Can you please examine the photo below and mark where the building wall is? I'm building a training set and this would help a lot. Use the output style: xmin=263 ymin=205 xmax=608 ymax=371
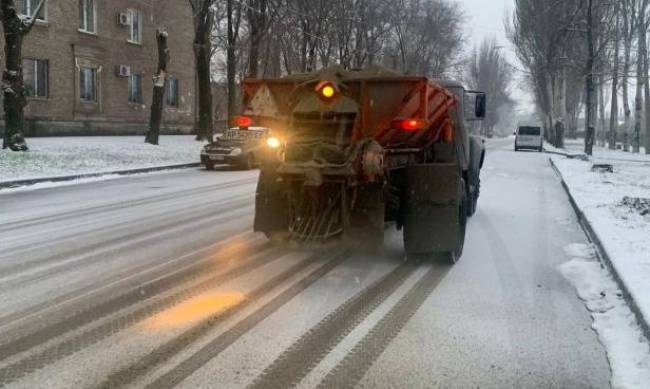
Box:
xmin=1 ymin=0 xmax=196 ymax=136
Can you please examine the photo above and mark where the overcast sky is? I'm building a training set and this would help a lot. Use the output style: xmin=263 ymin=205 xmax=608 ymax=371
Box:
xmin=458 ymin=0 xmax=533 ymax=109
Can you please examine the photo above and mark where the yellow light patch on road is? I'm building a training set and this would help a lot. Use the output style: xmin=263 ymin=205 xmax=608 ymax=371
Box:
xmin=143 ymin=292 xmax=245 ymax=330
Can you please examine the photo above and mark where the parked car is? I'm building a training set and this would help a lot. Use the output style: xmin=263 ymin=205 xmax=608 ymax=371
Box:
xmin=514 ymin=126 xmax=543 ymax=152
xmin=201 ymin=126 xmax=270 ymax=170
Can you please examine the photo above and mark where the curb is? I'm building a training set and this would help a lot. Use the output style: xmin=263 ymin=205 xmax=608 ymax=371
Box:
xmin=549 ymin=156 xmax=650 ymax=343
xmin=0 ymin=162 xmax=202 ymax=190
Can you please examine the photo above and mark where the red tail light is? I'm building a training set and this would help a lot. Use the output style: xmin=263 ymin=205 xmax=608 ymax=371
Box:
xmin=392 ymin=118 xmax=429 ymax=131
xmin=235 ymin=116 xmax=253 ymax=128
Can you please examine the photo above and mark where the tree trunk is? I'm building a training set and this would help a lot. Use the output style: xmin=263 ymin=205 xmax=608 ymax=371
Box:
xmin=634 ymin=3 xmax=646 ymax=153
xmin=1 ymin=0 xmax=45 ymax=151
xmin=584 ymin=0 xmax=595 ymax=156
xmin=622 ymin=2 xmax=632 ymax=151
xmin=146 ymin=30 xmax=169 ymax=146
xmin=194 ymin=8 xmax=214 ymax=142
xmin=645 ymin=32 xmax=650 ymax=154
xmin=609 ymin=2 xmax=620 ymax=150
xmin=246 ymin=0 xmax=267 ymax=78
xmin=558 ymin=67 xmax=567 ymax=148
xmin=598 ymin=74 xmax=606 ymax=147
xmin=227 ymin=0 xmax=240 ymax=123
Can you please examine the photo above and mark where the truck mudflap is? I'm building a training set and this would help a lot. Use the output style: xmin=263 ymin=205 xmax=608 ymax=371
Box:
xmin=254 ymin=168 xmax=289 ymax=239
xmin=402 ymin=163 xmax=465 ymax=256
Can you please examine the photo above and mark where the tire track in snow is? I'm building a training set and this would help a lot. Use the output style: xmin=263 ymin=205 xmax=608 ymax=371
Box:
xmin=0 ymin=190 xmax=253 ymax=264
xmin=93 ymin=249 xmax=349 ymax=389
xmin=246 ymin=260 xmax=420 ymax=389
xmin=0 ymin=244 xmax=287 ymax=386
xmin=0 ymin=195 xmax=253 ymax=287
xmin=0 ymin=177 xmax=257 ymax=232
xmin=0 ymin=232 xmax=264 ymax=334
xmin=316 ymin=263 xmax=448 ymax=389
xmin=1 ymin=181 xmax=254 ymax=248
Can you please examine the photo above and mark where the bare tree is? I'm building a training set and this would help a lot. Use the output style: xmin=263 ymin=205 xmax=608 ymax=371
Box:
xmin=608 ymin=0 xmax=620 ymax=149
xmin=507 ymin=0 xmax=584 ymax=147
xmin=584 ymin=0 xmax=597 ymax=155
xmin=189 ymin=0 xmax=215 ymax=142
xmin=468 ymin=37 xmax=514 ymax=136
xmin=1 ymin=0 xmax=46 ymax=151
xmin=145 ymin=30 xmax=170 ymax=146
xmin=633 ymin=0 xmax=649 ymax=153
xmin=621 ymin=0 xmax=637 ymax=151
xmin=226 ymin=0 xmax=242 ymax=120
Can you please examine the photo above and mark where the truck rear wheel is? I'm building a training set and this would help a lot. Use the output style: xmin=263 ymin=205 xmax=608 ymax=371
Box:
xmin=466 ymin=176 xmax=479 ymax=217
xmin=445 ymin=196 xmax=467 ymax=263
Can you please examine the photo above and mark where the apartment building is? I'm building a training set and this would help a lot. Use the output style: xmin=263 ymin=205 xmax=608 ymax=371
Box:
xmin=1 ymin=0 xmax=196 ymax=135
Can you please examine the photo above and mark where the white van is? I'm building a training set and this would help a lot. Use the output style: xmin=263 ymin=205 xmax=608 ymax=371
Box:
xmin=514 ymin=126 xmax=543 ymax=152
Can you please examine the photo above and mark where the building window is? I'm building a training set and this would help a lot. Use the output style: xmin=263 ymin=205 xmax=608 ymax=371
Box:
xmin=127 ymin=9 xmax=141 ymax=44
xmin=19 ymin=0 xmax=46 ymax=21
xmin=128 ymin=73 xmax=142 ymax=104
xmin=79 ymin=0 xmax=95 ymax=33
xmin=79 ymin=67 xmax=98 ymax=102
xmin=165 ymin=78 xmax=179 ymax=107
xmin=23 ymin=59 xmax=48 ymax=98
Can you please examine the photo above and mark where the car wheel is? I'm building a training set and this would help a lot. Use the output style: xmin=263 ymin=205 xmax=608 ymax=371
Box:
xmin=538 ymin=146 xmax=543 ymax=152
xmin=205 ymin=162 xmax=215 ymax=171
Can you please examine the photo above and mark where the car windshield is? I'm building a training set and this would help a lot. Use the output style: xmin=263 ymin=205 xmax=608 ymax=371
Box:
xmin=4 ymin=1 xmax=650 ymax=388
xmin=518 ymin=127 xmax=541 ymax=136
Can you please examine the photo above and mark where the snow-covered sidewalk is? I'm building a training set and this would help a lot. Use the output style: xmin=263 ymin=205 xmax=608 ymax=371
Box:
xmin=0 ymin=136 xmax=206 ymax=183
xmin=550 ymin=142 xmax=650 ymax=335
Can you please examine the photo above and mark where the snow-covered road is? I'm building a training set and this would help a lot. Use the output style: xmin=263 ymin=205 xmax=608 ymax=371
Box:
xmin=0 ymin=139 xmax=614 ymax=388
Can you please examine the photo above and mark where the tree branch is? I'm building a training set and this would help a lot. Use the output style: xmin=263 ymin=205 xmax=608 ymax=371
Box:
xmin=22 ymin=0 xmax=46 ymax=34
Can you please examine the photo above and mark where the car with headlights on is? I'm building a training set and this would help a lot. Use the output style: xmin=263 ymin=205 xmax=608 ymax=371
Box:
xmin=201 ymin=125 xmax=271 ymax=170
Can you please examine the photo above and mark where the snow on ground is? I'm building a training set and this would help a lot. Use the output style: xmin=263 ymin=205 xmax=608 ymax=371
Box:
xmin=551 ymin=140 xmax=650 ymax=386
xmin=559 ymin=243 xmax=650 ymax=389
xmin=0 ymin=136 xmax=206 ymax=182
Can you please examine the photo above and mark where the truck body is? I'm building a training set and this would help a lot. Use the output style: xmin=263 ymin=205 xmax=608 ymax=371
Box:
xmin=241 ymin=65 xmax=485 ymax=261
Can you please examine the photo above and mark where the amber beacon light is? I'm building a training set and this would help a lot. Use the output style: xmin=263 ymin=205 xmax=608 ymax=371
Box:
xmin=315 ymin=81 xmax=338 ymax=101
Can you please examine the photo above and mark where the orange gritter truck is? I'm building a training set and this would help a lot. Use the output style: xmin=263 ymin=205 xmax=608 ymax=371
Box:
xmin=239 ymin=65 xmax=486 ymax=262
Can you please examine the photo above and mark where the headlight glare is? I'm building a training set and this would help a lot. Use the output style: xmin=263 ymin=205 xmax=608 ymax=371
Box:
xmin=266 ymin=137 xmax=281 ymax=148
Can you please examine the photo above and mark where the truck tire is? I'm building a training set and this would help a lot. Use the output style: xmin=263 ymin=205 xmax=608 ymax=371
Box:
xmin=466 ymin=177 xmax=479 ymax=217
xmin=446 ymin=192 xmax=467 ymax=263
